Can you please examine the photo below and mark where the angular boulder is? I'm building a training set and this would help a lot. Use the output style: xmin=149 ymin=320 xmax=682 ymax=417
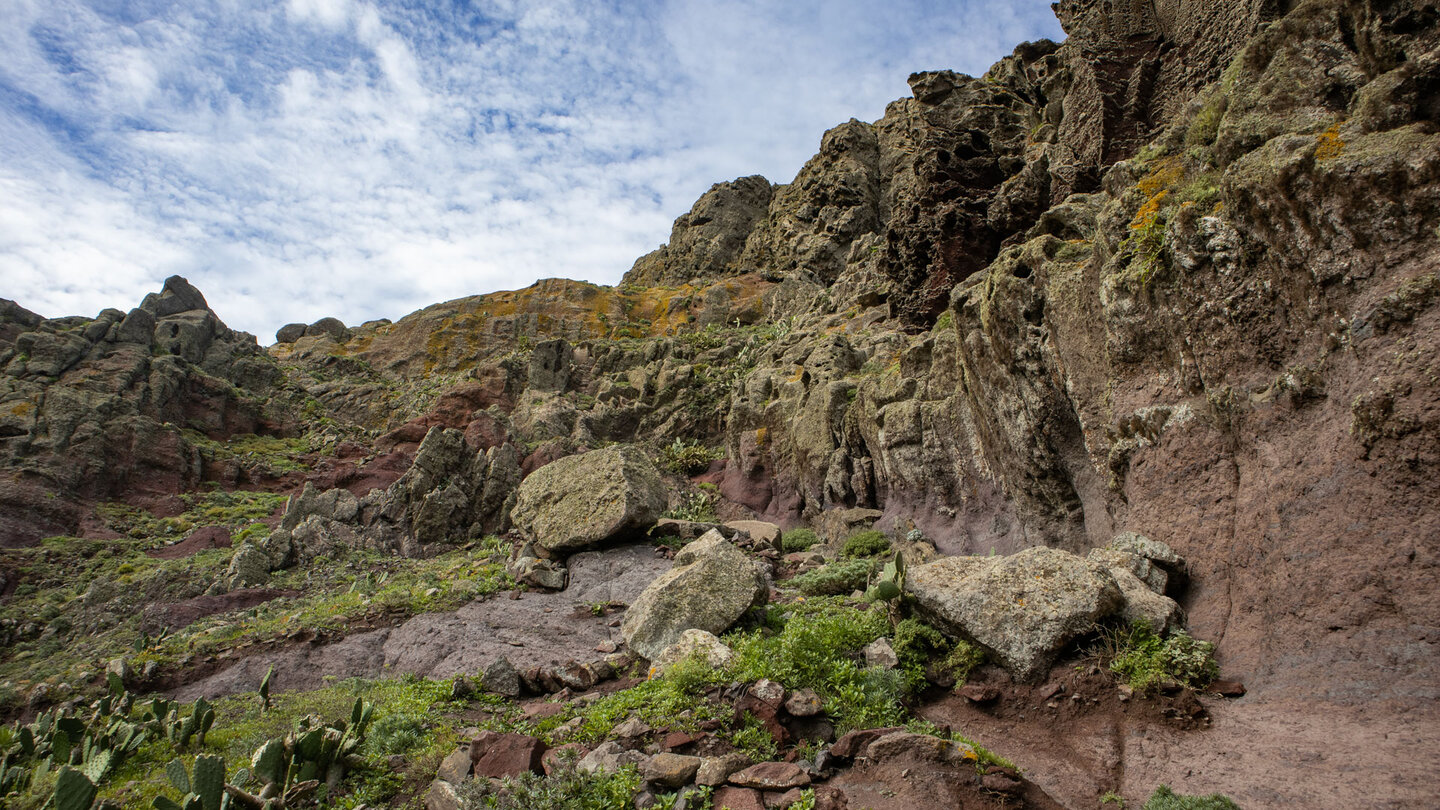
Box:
xmin=651 ymin=628 xmax=734 ymax=675
xmin=906 ymin=546 xmax=1123 ymax=682
xmin=621 ymin=530 xmax=768 ymax=660
xmin=511 ymin=444 xmax=666 ymax=555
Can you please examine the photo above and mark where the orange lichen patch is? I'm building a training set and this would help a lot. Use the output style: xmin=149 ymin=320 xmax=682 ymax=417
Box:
xmin=1315 ymin=121 xmax=1346 ymax=162
xmin=8 ymin=401 xmax=34 ymax=417
xmin=1135 ymin=156 xmax=1184 ymax=198
xmin=364 ymin=274 xmax=776 ymax=376
xmin=1129 ymin=190 xmax=1170 ymax=231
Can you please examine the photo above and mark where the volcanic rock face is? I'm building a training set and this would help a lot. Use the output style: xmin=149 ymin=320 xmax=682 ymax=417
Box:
xmin=0 ymin=276 xmax=286 ymax=545
xmin=3 ymin=1 xmax=1439 ymax=805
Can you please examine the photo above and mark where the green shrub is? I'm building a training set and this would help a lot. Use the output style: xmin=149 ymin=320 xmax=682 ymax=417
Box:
xmin=661 ymin=489 xmax=718 ymax=524
xmin=781 ymin=528 xmax=819 ymax=553
xmin=841 ymin=530 xmax=890 ymax=558
xmin=1108 ymin=625 xmax=1218 ymax=692
xmin=657 ymin=438 xmax=722 ymax=476
xmin=728 ymin=598 xmax=916 ymax=732
xmin=457 ymin=760 xmax=644 ymax=810
xmin=792 ymin=559 xmax=872 ymax=596
xmin=1144 ymin=784 xmax=1241 ymax=809
xmin=891 ymin=618 xmax=984 ymax=685
xmin=364 ymin=711 xmax=428 ymax=756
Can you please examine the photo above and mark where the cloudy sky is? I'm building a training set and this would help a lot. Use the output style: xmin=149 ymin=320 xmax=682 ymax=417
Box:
xmin=0 ymin=0 xmax=1063 ymax=341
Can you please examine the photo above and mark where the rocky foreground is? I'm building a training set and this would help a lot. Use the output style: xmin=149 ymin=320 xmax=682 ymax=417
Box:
xmin=2 ymin=0 xmax=1438 ymax=808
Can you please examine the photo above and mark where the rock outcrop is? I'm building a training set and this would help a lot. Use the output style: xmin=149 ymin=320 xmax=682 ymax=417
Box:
xmin=0 ymin=276 xmax=288 ymax=544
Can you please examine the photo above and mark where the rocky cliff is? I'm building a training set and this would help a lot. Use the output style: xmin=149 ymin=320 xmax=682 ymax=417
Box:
xmin=1 ymin=0 xmax=1437 ymax=806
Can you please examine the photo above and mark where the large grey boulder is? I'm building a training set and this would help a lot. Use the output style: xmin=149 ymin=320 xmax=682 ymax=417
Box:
xmin=511 ymin=444 xmax=666 ymax=556
xmin=906 ymin=546 xmax=1124 ymax=682
xmin=622 ymin=530 xmax=768 ymax=660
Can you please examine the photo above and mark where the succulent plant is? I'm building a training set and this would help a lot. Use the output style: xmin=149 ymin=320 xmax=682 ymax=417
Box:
xmin=865 ymin=552 xmax=906 ymax=603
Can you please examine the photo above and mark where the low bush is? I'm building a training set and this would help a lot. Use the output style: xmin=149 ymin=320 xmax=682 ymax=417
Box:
xmin=728 ymin=598 xmax=917 ymax=733
xmin=657 ymin=438 xmax=721 ymax=476
xmin=841 ymin=530 xmax=890 ymax=558
xmin=662 ymin=487 xmax=719 ymax=524
xmin=1144 ymin=784 xmax=1241 ymax=809
xmin=892 ymin=618 xmax=984 ymax=686
xmin=456 ymin=760 xmax=645 ymax=810
xmin=1107 ymin=624 xmax=1218 ymax=692
xmin=781 ymin=528 xmax=820 ymax=553
xmin=792 ymin=559 xmax=872 ymax=596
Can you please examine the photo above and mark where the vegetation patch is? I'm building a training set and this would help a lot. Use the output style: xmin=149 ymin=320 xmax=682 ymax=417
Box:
xmin=656 ymin=438 xmax=722 ymax=476
xmin=1144 ymin=784 xmax=1241 ymax=810
xmin=840 ymin=530 xmax=890 ymax=558
xmin=780 ymin=528 xmax=819 ymax=553
xmin=791 ymin=559 xmax=873 ymax=596
xmin=456 ymin=760 xmax=651 ymax=810
xmin=1104 ymin=624 xmax=1218 ymax=693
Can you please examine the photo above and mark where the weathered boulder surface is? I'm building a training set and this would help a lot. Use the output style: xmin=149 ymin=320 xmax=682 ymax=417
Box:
xmin=511 ymin=444 xmax=666 ymax=556
xmin=907 ymin=546 xmax=1124 ymax=681
xmin=622 ymin=530 xmax=768 ymax=661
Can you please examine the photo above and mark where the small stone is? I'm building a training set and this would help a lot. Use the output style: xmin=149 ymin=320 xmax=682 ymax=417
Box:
xmin=783 ymin=688 xmax=823 ymax=717
xmin=425 ymin=779 xmax=463 ymax=810
xmin=1210 ymin=679 xmax=1246 ymax=697
xmin=613 ymin=716 xmax=651 ymax=738
xmin=469 ymin=732 xmax=546 ymax=779
xmin=641 ymin=752 xmax=701 ymax=787
xmin=596 ymin=640 xmax=619 ymax=653
xmin=862 ymin=638 xmax=898 ymax=669
xmin=711 ymin=787 xmax=766 ymax=810
xmin=696 ymin=752 xmax=751 ymax=786
xmin=436 ymin=748 xmax=472 ymax=784
xmin=767 ymin=788 xmax=807 ymax=809
xmin=749 ymin=678 xmax=785 ymax=703
xmin=662 ymin=731 xmax=700 ymax=751
xmin=481 ymin=656 xmax=522 ymax=697
xmin=578 ymin=741 xmax=647 ymax=775
xmin=728 ymin=761 xmax=810 ymax=790
xmin=653 ymin=629 xmax=735 ymax=675
xmin=957 ymin=683 xmax=1000 ymax=703
xmin=829 ymin=726 xmax=904 ymax=760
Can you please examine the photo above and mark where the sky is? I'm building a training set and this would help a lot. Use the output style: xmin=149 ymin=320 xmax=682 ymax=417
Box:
xmin=0 ymin=0 xmax=1064 ymax=341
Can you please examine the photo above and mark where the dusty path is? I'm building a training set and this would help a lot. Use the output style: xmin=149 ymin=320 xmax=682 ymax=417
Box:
xmin=174 ymin=544 xmax=670 ymax=700
xmin=922 ymin=685 xmax=1440 ymax=809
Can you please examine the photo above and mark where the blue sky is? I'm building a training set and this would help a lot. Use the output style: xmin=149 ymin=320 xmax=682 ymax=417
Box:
xmin=0 ymin=0 xmax=1063 ymax=340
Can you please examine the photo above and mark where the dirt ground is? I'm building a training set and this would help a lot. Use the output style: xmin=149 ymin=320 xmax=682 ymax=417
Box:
xmin=919 ymin=666 xmax=1440 ymax=809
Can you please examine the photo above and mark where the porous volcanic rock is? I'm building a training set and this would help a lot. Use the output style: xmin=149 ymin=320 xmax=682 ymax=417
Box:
xmin=511 ymin=443 xmax=666 ymax=556
xmin=621 ymin=530 xmax=768 ymax=661
xmin=906 ymin=547 xmax=1123 ymax=682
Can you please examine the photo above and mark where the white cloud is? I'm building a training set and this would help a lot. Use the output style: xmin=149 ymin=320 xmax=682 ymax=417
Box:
xmin=0 ymin=0 xmax=1063 ymax=339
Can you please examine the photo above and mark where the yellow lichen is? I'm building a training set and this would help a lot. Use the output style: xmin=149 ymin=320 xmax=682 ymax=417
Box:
xmin=1315 ymin=121 xmax=1346 ymax=162
xmin=1135 ymin=156 xmax=1184 ymax=198
xmin=755 ymin=426 xmax=769 ymax=446
xmin=1129 ymin=190 xmax=1170 ymax=231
